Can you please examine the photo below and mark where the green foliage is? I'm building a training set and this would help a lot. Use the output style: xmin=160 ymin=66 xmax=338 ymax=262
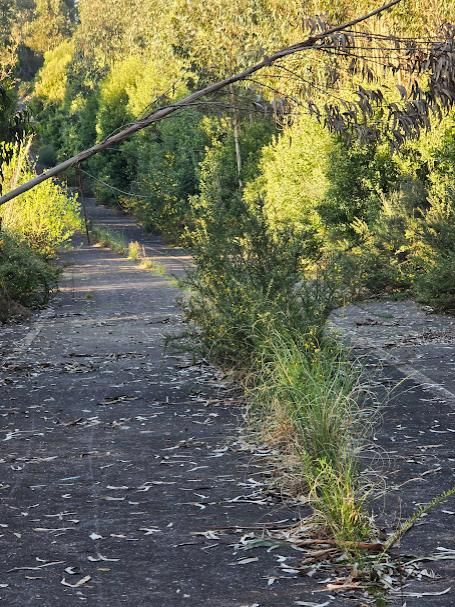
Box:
xmin=25 ymin=0 xmax=74 ymax=54
xmin=34 ymin=39 xmax=75 ymax=103
xmin=246 ymin=115 xmax=331 ymax=232
xmin=0 ymin=231 xmax=58 ymax=309
xmin=319 ymin=140 xmax=400 ymax=239
xmin=414 ymin=253 xmax=455 ymax=309
xmin=186 ymin=160 xmax=371 ymax=544
xmin=0 ymin=0 xmax=19 ymax=79
xmin=0 ymin=84 xmax=18 ymax=145
xmin=184 ymin=189 xmax=333 ymax=366
xmin=412 ymin=186 xmax=455 ymax=309
xmin=85 ymin=51 xmax=189 ymax=209
xmin=184 ymin=228 xmax=302 ymax=366
xmin=37 ymin=143 xmax=57 ymax=167
xmin=123 ymin=111 xmax=208 ymax=238
xmin=0 ymin=143 xmax=81 ymax=256
xmin=252 ymin=329 xmax=373 ymax=545
xmin=91 ymin=226 xmax=128 ymax=255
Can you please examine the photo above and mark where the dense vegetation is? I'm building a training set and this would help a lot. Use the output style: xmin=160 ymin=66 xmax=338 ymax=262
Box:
xmin=0 ymin=0 xmax=80 ymax=317
xmin=3 ymin=0 xmax=455 ymax=552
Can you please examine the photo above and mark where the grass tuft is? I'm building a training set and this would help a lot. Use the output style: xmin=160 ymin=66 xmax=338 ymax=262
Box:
xmin=90 ymin=226 xmax=177 ymax=284
xmin=251 ymin=328 xmax=375 ymax=547
xmin=91 ymin=226 xmax=128 ymax=255
xmin=127 ymin=240 xmax=141 ymax=260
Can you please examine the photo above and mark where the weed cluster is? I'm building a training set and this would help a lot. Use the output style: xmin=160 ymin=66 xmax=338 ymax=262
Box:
xmin=91 ymin=226 xmax=173 ymax=281
xmin=91 ymin=226 xmax=129 ymax=255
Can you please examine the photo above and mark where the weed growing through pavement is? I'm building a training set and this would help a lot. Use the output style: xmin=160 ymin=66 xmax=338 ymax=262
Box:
xmin=91 ymin=226 xmax=128 ymax=256
xmin=90 ymin=226 xmax=178 ymax=285
xmin=250 ymin=328 xmax=377 ymax=549
xmin=127 ymin=240 xmax=141 ymax=260
xmin=92 ymin=220 xmax=455 ymax=599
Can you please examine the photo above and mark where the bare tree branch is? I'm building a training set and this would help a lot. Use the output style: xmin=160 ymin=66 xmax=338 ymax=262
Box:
xmin=0 ymin=0 xmax=402 ymax=206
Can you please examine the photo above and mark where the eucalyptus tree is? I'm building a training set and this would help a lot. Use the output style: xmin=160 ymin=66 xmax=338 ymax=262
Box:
xmin=6 ymin=0 xmax=455 ymax=205
xmin=25 ymin=0 xmax=74 ymax=54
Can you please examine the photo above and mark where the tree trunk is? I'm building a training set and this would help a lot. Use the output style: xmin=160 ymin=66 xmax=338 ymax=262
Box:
xmin=230 ymin=85 xmax=242 ymax=189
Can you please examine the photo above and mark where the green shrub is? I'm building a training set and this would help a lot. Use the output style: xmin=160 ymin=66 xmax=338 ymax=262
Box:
xmin=245 ymin=115 xmax=331 ymax=232
xmin=37 ymin=144 xmax=57 ymax=167
xmin=123 ymin=112 xmax=209 ymax=240
xmin=0 ymin=231 xmax=58 ymax=309
xmin=414 ymin=253 xmax=455 ymax=309
xmin=319 ymin=140 xmax=400 ymax=240
xmin=183 ymin=198 xmax=331 ymax=367
xmin=0 ymin=142 xmax=81 ymax=257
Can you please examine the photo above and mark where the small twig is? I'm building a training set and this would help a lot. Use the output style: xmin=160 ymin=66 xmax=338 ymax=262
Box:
xmin=384 ymin=484 xmax=455 ymax=552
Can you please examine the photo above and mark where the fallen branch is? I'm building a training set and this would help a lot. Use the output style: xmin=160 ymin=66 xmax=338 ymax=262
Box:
xmin=0 ymin=0 xmax=402 ymax=206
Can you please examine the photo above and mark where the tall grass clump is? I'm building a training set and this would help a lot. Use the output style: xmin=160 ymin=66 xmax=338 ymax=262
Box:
xmin=253 ymin=328 xmax=373 ymax=544
xmin=91 ymin=226 xmax=128 ymax=255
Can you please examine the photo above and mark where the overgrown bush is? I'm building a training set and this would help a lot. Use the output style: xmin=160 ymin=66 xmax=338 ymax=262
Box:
xmin=245 ymin=115 xmax=331 ymax=233
xmin=414 ymin=253 xmax=455 ymax=309
xmin=0 ymin=142 xmax=81 ymax=257
xmin=121 ymin=111 xmax=209 ymax=239
xmin=184 ymin=196 xmax=331 ymax=366
xmin=183 ymin=183 xmax=373 ymax=545
xmin=0 ymin=231 xmax=58 ymax=311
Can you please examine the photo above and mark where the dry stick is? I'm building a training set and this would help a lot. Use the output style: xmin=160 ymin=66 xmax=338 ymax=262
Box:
xmin=0 ymin=0 xmax=402 ymax=207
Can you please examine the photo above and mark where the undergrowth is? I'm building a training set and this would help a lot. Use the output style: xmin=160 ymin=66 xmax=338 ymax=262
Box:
xmin=1 ymin=141 xmax=81 ymax=258
xmin=182 ymin=198 xmax=376 ymax=551
xmin=91 ymin=226 xmax=129 ymax=256
xmin=0 ymin=231 xmax=58 ymax=317
xmin=90 ymin=226 xmax=175 ymax=282
xmin=0 ymin=142 xmax=77 ymax=320
xmin=251 ymin=329 xmax=375 ymax=545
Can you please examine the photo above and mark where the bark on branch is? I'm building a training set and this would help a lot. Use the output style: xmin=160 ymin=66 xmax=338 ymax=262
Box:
xmin=0 ymin=0 xmax=402 ymax=206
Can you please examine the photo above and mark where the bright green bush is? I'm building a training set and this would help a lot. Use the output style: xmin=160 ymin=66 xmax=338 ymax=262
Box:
xmin=34 ymin=39 xmax=75 ymax=104
xmin=412 ymin=184 xmax=455 ymax=308
xmin=0 ymin=143 xmax=81 ymax=257
xmin=245 ymin=115 xmax=331 ymax=232
xmin=319 ymin=140 xmax=400 ymax=240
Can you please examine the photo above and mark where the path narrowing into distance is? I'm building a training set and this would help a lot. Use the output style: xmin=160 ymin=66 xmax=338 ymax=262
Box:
xmin=2 ymin=199 xmax=455 ymax=605
xmin=0 ymin=200 xmax=340 ymax=607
